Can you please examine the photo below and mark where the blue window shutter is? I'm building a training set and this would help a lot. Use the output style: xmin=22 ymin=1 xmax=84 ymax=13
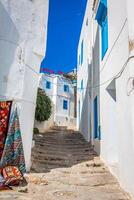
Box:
xmin=63 ymin=100 xmax=68 ymax=110
xmin=101 ymin=0 xmax=107 ymax=7
xmin=95 ymin=2 xmax=107 ymax=26
xmin=64 ymin=85 xmax=66 ymax=92
xmin=101 ymin=17 xmax=108 ymax=59
xmin=64 ymin=85 xmax=69 ymax=92
xmin=95 ymin=0 xmax=108 ymax=60
xmin=46 ymin=81 xmax=51 ymax=89
xmin=94 ymin=97 xmax=98 ymax=139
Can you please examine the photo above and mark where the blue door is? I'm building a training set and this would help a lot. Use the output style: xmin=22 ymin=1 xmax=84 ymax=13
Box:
xmin=94 ymin=97 xmax=98 ymax=139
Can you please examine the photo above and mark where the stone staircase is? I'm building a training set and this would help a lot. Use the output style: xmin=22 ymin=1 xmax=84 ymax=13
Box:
xmin=31 ymin=127 xmax=96 ymax=172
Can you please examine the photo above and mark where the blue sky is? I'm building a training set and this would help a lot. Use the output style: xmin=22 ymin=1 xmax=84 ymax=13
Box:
xmin=40 ymin=0 xmax=87 ymax=73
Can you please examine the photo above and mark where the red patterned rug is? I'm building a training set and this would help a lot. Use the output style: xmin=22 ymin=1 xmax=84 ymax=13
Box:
xmin=0 ymin=101 xmax=12 ymax=160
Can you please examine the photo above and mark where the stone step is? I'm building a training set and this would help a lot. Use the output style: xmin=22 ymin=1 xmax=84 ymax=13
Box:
xmin=34 ymin=137 xmax=88 ymax=143
xmin=31 ymin=152 xmax=94 ymax=162
xmin=32 ymin=148 xmax=94 ymax=155
xmin=33 ymin=135 xmax=86 ymax=141
xmin=50 ymin=126 xmax=68 ymax=131
xmin=32 ymin=148 xmax=95 ymax=156
xmin=34 ymin=136 xmax=86 ymax=142
xmin=31 ymin=158 xmax=72 ymax=167
xmin=31 ymin=158 xmax=92 ymax=168
xmin=34 ymin=144 xmax=91 ymax=150
xmin=31 ymin=128 xmax=95 ymax=172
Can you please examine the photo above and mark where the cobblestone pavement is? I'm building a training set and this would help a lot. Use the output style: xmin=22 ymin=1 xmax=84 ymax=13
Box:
xmin=0 ymin=128 xmax=131 ymax=200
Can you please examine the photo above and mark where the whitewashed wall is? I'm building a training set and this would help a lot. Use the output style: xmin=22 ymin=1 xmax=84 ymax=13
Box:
xmin=77 ymin=0 xmax=93 ymax=142
xmin=0 ymin=0 xmax=49 ymax=171
xmin=97 ymin=0 xmax=134 ymax=197
xmin=56 ymin=77 xmax=72 ymax=116
xmin=99 ymin=0 xmax=128 ymax=170
xmin=77 ymin=0 xmax=134 ymax=197
xmin=38 ymin=74 xmax=76 ymax=129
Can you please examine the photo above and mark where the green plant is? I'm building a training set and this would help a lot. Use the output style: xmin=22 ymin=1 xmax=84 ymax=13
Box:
xmin=33 ymin=127 xmax=39 ymax=134
xmin=63 ymin=73 xmax=77 ymax=82
xmin=35 ymin=88 xmax=52 ymax=122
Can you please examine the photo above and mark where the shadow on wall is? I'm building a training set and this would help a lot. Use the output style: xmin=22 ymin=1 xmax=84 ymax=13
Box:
xmin=79 ymin=73 xmax=91 ymax=142
xmin=92 ymin=26 xmax=100 ymax=153
xmin=0 ymin=1 xmax=19 ymax=96
xmin=79 ymin=26 xmax=101 ymax=154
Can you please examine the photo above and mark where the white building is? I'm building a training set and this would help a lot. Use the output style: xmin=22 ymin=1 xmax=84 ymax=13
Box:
xmin=37 ymin=73 xmax=76 ymax=130
xmin=77 ymin=0 xmax=134 ymax=198
xmin=0 ymin=0 xmax=49 ymax=171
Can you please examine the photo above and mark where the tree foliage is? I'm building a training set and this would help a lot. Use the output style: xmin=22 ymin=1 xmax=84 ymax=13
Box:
xmin=63 ymin=73 xmax=77 ymax=81
xmin=35 ymin=88 xmax=52 ymax=122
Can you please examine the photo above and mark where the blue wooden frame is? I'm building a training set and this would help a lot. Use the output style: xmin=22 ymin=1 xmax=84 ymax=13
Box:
xmin=64 ymin=85 xmax=69 ymax=92
xmin=63 ymin=100 xmax=68 ymax=110
xmin=46 ymin=81 xmax=51 ymax=89
xmin=94 ymin=96 xmax=98 ymax=139
xmin=95 ymin=0 xmax=108 ymax=60
xmin=101 ymin=17 xmax=108 ymax=59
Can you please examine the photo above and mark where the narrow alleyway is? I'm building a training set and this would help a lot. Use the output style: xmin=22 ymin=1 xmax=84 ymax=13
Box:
xmin=0 ymin=128 xmax=131 ymax=200
xmin=31 ymin=127 xmax=96 ymax=172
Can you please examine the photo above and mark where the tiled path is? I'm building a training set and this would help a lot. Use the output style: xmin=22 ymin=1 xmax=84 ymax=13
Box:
xmin=0 ymin=128 xmax=131 ymax=200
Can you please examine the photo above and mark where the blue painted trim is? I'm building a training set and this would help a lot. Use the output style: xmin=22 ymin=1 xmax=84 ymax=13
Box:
xmin=95 ymin=2 xmax=107 ymax=26
xmin=64 ymin=85 xmax=69 ymax=92
xmin=94 ymin=97 xmax=98 ymax=139
xmin=98 ymin=125 xmax=101 ymax=140
xmin=101 ymin=17 xmax=108 ymax=60
xmin=46 ymin=81 xmax=51 ymax=89
xmin=95 ymin=0 xmax=108 ymax=60
xmin=63 ymin=100 xmax=68 ymax=110
xmin=101 ymin=0 xmax=107 ymax=7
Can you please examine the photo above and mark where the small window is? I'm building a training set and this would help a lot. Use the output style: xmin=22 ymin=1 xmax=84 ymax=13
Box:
xmin=63 ymin=100 xmax=68 ymax=110
xmin=46 ymin=81 xmax=51 ymax=89
xmin=64 ymin=85 xmax=69 ymax=92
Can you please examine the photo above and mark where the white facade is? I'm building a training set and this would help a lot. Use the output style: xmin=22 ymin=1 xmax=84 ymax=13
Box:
xmin=39 ymin=74 xmax=76 ymax=129
xmin=0 ymin=0 xmax=49 ymax=171
xmin=77 ymin=0 xmax=134 ymax=198
xmin=77 ymin=2 xmax=92 ymax=142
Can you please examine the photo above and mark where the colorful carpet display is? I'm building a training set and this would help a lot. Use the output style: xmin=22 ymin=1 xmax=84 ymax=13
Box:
xmin=0 ymin=106 xmax=26 ymax=174
xmin=0 ymin=101 xmax=12 ymax=160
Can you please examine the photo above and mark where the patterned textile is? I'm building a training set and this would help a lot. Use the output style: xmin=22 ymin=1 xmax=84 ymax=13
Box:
xmin=0 ymin=107 xmax=26 ymax=174
xmin=2 ymin=166 xmax=23 ymax=186
xmin=0 ymin=101 xmax=12 ymax=160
